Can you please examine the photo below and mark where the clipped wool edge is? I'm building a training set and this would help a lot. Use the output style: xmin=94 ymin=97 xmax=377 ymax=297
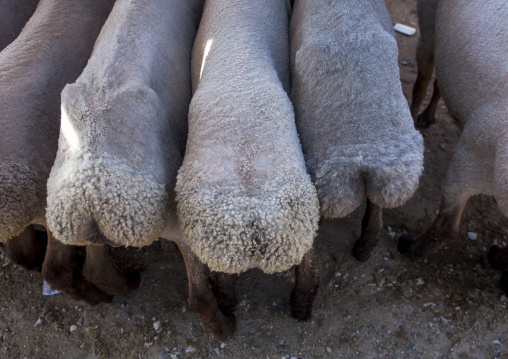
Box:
xmin=310 ymin=131 xmax=424 ymax=218
xmin=46 ymin=152 xmax=169 ymax=247
xmin=176 ymin=174 xmax=320 ymax=274
xmin=0 ymin=163 xmax=42 ymax=242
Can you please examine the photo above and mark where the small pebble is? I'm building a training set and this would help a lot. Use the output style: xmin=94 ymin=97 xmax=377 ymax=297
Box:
xmin=70 ymin=325 xmax=77 ymax=333
xmin=439 ymin=144 xmax=446 ymax=151
xmin=493 ymin=339 xmax=502 ymax=345
xmin=401 ymin=60 xmax=408 ymax=66
xmin=272 ymin=302 xmax=277 ymax=307
xmin=153 ymin=321 xmax=161 ymax=332
xmin=467 ymin=232 xmax=478 ymax=240
xmin=326 ymin=347 xmax=332 ymax=353
xmin=185 ymin=346 xmax=195 ymax=353
xmin=220 ymin=342 xmax=226 ymax=349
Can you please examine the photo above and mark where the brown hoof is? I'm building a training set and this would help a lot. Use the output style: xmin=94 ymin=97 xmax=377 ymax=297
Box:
xmin=416 ymin=111 xmax=435 ymax=129
xmin=352 ymin=239 xmax=373 ymax=262
xmin=488 ymin=245 xmax=508 ymax=271
xmin=398 ymin=234 xmax=425 ymax=260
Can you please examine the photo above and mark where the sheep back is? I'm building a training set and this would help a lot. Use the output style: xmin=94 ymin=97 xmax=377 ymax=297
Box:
xmin=290 ymin=0 xmax=423 ymax=218
xmin=176 ymin=0 xmax=319 ymax=274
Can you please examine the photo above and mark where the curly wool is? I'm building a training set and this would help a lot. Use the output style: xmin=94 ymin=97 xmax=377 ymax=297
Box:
xmin=0 ymin=163 xmax=44 ymax=242
xmin=176 ymin=0 xmax=319 ymax=274
xmin=177 ymin=170 xmax=319 ymax=274
xmin=46 ymin=152 xmax=168 ymax=247
xmin=290 ymin=0 xmax=423 ymax=218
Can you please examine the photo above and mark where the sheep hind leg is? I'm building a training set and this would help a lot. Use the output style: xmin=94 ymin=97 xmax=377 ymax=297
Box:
xmin=353 ymin=199 xmax=383 ymax=262
xmin=211 ymin=271 xmax=238 ymax=317
xmin=411 ymin=39 xmax=435 ymax=126
xmin=42 ymin=232 xmax=113 ymax=305
xmin=398 ymin=196 xmax=467 ymax=260
xmin=291 ymin=248 xmax=319 ymax=321
xmin=83 ymin=243 xmax=141 ymax=297
xmin=416 ymin=79 xmax=441 ymax=129
xmin=178 ymin=243 xmax=236 ymax=341
xmin=4 ymin=225 xmax=47 ymax=273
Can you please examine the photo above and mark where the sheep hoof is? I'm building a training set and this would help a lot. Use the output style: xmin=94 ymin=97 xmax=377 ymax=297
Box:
xmin=290 ymin=291 xmax=314 ymax=321
xmin=416 ymin=111 xmax=435 ymax=129
xmin=211 ymin=315 xmax=236 ymax=342
xmin=488 ymin=245 xmax=508 ymax=271
xmin=397 ymin=234 xmax=424 ymax=260
xmin=499 ymin=272 xmax=508 ymax=294
xmin=352 ymin=239 xmax=373 ymax=262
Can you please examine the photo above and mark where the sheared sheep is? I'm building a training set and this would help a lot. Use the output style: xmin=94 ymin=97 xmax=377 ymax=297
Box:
xmin=45 ymin=0 xmax=236 ymax=341
xmin=0 ymin=0 xmax=39 ymax=50
xmin=0 ymin=0 xmax=116 ymax=304
xmin=290 ymin=0 xmax=423 ymax=262
xmin=398 ymin=0 xmax=508 ymax=293
xmin=175 ymin=0 xmax=320 ymax=320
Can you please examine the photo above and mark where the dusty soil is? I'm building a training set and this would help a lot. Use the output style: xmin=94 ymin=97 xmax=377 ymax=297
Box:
xmin=1 ymin=0 xmax=507 ymax=358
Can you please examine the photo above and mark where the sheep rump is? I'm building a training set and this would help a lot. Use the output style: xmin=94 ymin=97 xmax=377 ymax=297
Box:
xmin=176 ymin=0 xmax=319 ymax=274
xmin=290 ymin=0 xmax=423 ymax=219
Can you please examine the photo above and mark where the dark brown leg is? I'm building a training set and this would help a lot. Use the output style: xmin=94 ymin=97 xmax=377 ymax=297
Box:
xmin=4 ymin=225 xmax=47 ymax=273
xmin=83 ymin=244 xmax=141 ymax=297
xmin=499 ymin=272 xmax=508 ymax=294
xmin=399 ymin=128 xmax=484 ymax=260
xmin=488 ymin=245 xmax=508 ymax=271
xmin=410 ymin=40 xmax=435 ymax=126
xmin=488 ymin=246 xmax=508 ymax=293
xmin=291 ymin=248 xmax=319 ymax=321
xmin=42 ymin=231 xmax=112 ymax=305
xmin=353 ymin=199 xmax=383 ymax=262
xmin=416 ymin=79 xmax=441 ymax=129
xmin=177 ymin=243 xmax=235 ymax=341
xmin=211 ymin=271 xmax=238 ymax=317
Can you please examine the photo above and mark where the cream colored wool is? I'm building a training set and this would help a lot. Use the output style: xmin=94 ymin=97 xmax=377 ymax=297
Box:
xmin=176 ymin=0 xmax=320 ymax=274
xmin=46 ymin=0 xmax=203 ymax=247
xmin=0 ymin=0 xmax=114 ymax=242
xmin=419 ymin=0 xmax=508 ymax=215
xmin=290 ymin=0 xmax=423 ymax=218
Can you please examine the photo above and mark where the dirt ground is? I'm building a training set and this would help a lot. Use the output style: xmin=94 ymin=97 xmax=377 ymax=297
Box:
xmin=1 ymin=0 xmax=508 ymax=358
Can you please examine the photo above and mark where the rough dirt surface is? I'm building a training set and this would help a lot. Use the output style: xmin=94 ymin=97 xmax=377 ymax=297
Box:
xmin=1 ymin=0 xmax=507 ymax=358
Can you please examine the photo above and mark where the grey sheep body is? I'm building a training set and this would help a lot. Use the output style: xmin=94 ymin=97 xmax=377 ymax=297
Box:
xmin=0 ymin=0 xmax=114 ymax=243
xmin=46 ymin=0 xmax=203 ymax=247
xmin=290 ymin=0 xmax=423 ymax=219
xmin=0 ymin=0 xmax=39 ymax=50
xmin=176 ymin=0 xmax=320 ymax=274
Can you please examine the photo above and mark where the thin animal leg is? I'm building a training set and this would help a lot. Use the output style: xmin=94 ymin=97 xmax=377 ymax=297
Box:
xmin=353 ymin=199 xmax=383 ymax=262
xmin=177 ymin=243 xmax=235 ymax=341
xmin=83 ymin=243 xmax=141 ymax=297
xmin=42 ymin=231 xmax=112 ymax=305
xmin=291 ymin=248 xmax=319 ymax=321
xmin=410 ymin=36 xmax=435 ymax=126
xmin=211 ymin=271 xmax=238 ymax=317
xmin=4 ymin=225 xmax=47 ymax=272
xmin=416 ymin=78 xmax=441 ymax=128
xmin=399 ymin=129 xmax=483 ymax=260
